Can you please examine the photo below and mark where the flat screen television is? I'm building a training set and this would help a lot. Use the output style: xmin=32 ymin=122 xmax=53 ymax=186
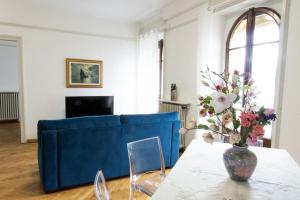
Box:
xmin=65 ymin=96 xmax=114 ymax=118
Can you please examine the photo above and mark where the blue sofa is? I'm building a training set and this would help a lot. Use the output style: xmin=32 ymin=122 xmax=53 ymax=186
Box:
xmin=37 ymin=112 xmax=181 ymax=192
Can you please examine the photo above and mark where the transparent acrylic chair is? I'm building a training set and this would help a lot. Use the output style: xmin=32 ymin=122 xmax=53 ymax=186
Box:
xmin=127 ymin=136 xmax=166 ymax=200
xmin=94 ymin=170 xmax=110 ymax=200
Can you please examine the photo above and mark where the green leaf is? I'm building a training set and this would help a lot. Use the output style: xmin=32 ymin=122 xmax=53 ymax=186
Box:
xmin=203 ymin=96 xmax=212 ymax=104
xmin=197 ymin=124 xmax=209 ymax=130
xmin=207 ymin=119 xmax=215 ymax=123
xmin=233 ymin=120 xmax=240 ymax=129
xmin=233 ymin=95 xmax=240 ymax=103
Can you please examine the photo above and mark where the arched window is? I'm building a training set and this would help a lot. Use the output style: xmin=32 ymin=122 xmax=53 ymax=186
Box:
xmin=226 ymin=7 xmax=280 ymax=139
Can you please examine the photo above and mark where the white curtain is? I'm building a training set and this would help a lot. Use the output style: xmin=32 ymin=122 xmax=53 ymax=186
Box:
xmin=136 ymin=31 xmax=163 ymax=114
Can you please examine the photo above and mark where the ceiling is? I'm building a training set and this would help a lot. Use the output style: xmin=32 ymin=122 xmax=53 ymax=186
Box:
xmin=22 ymin=0 xmax=178 ymax=23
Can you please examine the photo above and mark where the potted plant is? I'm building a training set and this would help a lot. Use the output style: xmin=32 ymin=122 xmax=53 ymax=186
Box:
xmin=180 ymin=67 xmax=276 ymax=181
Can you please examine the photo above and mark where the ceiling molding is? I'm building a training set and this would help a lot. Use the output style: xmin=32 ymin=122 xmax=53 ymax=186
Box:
xmin=0 ymin=21 xmax=136 ymax=41
xmin=165 ymin=17 xmax=198 ymax=32
xmin=138 ymin=0 xmax=207 ymax=33
xmin=208 ymin=0 xmax=271 ymax=14
xmin=139 ymin=0 xmax=207 ymax=25
xmin=162 ymin=0 xmax=208 ymax=21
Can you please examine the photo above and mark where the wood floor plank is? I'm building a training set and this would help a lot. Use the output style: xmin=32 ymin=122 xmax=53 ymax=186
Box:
xmin=0 ymin=123 xmax=151 ymax=200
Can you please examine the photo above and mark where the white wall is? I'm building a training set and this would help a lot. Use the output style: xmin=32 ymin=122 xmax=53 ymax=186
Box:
xmin=164 ymin=22 xmax=198 ymax=104
xmin=0 ymin=40 xmax=19 ymax=91
xmin=0 ymin=1 xmax=138 ymax=141
xmin=0 ymin=26 xmax=137 ymax=140
xmin=278 ymin=0 xmax=300 ymax=165
xmin=163 ymin=3 xmax=225 ymax=120
xmin=197 ymin=3 xmax=225 ymax=90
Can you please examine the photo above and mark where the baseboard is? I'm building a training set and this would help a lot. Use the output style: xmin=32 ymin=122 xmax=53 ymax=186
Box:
xmin=0 ymin=120 xmax=19 ymax=123
xmin=27 ymin=139 xmax=37 ymax=143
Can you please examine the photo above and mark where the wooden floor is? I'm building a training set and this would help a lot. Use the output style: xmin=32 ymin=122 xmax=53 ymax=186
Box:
xmin=0 ymin=122 xmax=149 ymax=200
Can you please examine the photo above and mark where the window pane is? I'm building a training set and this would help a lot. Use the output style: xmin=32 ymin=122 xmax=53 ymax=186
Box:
xmin=228 ymin=48 xmax=245 ymax=109
xmin=252 ymin=43 xmax=279 ymax=138
xmin=229 ymin=18 xmax=247 ymax=49
xmin=228 ymin=48 xmax=245 ymax=74
xmin=254 ymin=13 xmax=280 ymax=44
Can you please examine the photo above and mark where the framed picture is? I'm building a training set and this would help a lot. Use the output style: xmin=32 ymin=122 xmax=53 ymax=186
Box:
xmin=66 ymin=58 xmax=103 ymax=88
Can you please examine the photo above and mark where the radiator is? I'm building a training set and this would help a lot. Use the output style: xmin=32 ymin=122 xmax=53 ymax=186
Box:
xmin=0 ymin=92 xmax=19 ymax=121
xmin=159 ymin=100 xmax=191 ymax=148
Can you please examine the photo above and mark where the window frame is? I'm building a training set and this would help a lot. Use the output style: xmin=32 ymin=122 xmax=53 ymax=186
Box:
xmin=158 ymin=39 xmax=164 ymax=99
xmin=225 ymin=7 xmax=281 ymax=84
xmin=225 ymin=7 xmax=280 ymax=147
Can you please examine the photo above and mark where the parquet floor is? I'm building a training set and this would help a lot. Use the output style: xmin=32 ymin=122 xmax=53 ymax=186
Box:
xmin=0 ymin=123 xmax=149 ymax=200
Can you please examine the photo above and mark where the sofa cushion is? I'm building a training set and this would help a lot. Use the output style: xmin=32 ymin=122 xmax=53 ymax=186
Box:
xmin=58 ymin=126 xmax=122 ymax=188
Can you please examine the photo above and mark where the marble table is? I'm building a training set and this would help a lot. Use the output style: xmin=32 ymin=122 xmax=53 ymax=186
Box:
xmin=151 ymin=139 xmax=300 ymax=200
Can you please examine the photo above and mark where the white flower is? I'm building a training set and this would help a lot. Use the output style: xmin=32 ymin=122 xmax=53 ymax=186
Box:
xmin=229 ymin=133 xmax=241 ymax=144
xmin=222 ymin=110 xmax=233 ymax=124
xmin=210 ymin=92 xmax=237 ymax=113
xmin=209 ymin=124 xmax=219 ymax=132
xmin=202 ymin=132 xmax=214 ymax=144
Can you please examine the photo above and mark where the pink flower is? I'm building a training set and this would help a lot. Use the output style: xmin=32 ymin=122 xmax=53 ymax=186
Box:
xmin=241 ymin=120 xmax=251 ymax=127
xmin=251 ymin=125 xmax=264 ymax=137
xmin=240 ymin=112 xmax=257 ymax=127
xmin=207 ymin=107 xmax=214 ymax=116
xmin=215 ymin=85 xmax=222 ymax=91
xmin=249 ymin=114 xmax=257 ymax=120
xmin=199 ymin=109 xmax=207 ymax=117
xmin=246 ymin=137 xmax=258 ymax=146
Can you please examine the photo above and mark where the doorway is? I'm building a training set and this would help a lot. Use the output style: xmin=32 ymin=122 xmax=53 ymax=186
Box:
xmin=0 ymin=36 xmax=25 ymax=144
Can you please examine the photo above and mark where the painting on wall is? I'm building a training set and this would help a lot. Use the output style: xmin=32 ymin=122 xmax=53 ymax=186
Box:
xmin=66 ymin=58 xmax=103 ymax=88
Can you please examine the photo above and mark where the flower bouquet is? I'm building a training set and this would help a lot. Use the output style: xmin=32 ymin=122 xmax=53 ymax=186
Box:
xmin=180 ymin=67 xmax=277 ymax=181
xmin=180 ymin=67 xmax=276 ymax=147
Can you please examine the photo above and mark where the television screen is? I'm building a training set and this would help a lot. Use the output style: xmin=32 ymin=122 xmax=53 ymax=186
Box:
xmin=65 ymin=96 xmax=114 ymax=118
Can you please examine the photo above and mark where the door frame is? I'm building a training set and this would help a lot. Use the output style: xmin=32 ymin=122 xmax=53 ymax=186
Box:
xmin=0 ymin=35 xmax=26 ymax=143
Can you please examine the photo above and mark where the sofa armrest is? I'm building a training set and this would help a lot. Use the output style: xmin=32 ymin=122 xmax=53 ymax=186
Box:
xmin=170 ymin=120 xmax=181 ymax=166
xmin=39 ymin=130 xmax=59 ymax=192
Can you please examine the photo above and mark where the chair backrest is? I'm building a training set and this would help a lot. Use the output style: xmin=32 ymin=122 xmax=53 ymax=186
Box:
xmin=94 ymin=170 xmax=110 ymax=200
xmin=127 ymin=136 xmax=165 ymax=180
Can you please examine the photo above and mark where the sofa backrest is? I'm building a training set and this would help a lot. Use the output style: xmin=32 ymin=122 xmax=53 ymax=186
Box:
xmin=120 ymin=112 xmax=180 ymax=174
xmin=38 ymin=115 xmax=122 ymax=192
xmin=38 ymin=112 xmax=180 ymax=192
